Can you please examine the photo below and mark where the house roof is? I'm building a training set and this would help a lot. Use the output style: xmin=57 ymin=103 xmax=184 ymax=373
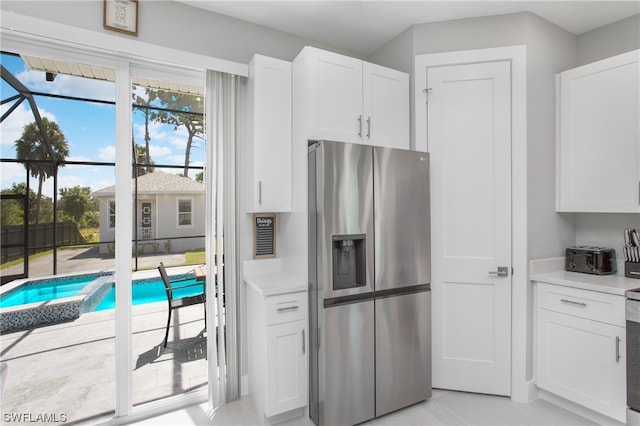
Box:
xmin=92 ymin=171 xmax=205 ymax=197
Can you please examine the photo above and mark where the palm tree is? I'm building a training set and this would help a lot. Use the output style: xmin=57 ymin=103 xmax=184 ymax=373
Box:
xmin=14 ymin=117 xmax=69 ymax=224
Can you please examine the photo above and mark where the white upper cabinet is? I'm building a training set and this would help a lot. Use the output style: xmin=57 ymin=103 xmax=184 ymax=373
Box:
xmin=556 ymin=50 xmax=640 ymax=213
xmin=362 ymin=62 xmax=410 ymax=149
xmin=306 ymin=48 xmax=363 ymax=144
xmin=246 ymin=54 xmax=292 ymax=213
xmin=295 ymin=46 xmax=409 ymax=149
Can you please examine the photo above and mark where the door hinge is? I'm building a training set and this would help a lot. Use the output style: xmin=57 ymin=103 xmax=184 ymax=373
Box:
xmin=423 ymin=87 xmax=432 ymax=104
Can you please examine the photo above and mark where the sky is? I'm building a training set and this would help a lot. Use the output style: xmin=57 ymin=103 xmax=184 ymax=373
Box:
xmin=0 ymin=53 xmax=206 ymax=198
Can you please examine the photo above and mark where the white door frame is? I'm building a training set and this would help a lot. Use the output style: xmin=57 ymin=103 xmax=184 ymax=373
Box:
xmin=415 ymin=45 xmax=531 ymax=402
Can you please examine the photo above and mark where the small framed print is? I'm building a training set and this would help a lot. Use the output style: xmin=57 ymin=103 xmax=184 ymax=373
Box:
xmin=254 ymin=214 xmax=276 ymax=259
xmin=104 ymin=0 xmax=138 ymax=36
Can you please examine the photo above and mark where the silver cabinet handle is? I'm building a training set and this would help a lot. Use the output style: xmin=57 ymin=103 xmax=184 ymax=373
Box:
xmin=488 ymin=266 xmax=508 ymax=277
xmin=258 ymin=180 xmax=262 ymax=205
xmin=277 ymin=305 xmax=299 ymax=313
xmin=366 ymin=116 xmax=371 ymax=138
xmin=560 ymin=298 xmax=587 ymax=307
xmin=358 ymin=115 xmax=362 ymax=137
xmin=302 ymin=329 xmax=305 ymax=354
xmin=616 ymin=336 xmax=621 ymax=363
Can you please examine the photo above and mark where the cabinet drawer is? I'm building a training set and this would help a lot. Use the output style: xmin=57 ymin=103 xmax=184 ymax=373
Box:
xmin=536 ymin=282 xmax=625 ymax=327
xmin=266 ymin=291 xmax=307 ymax=325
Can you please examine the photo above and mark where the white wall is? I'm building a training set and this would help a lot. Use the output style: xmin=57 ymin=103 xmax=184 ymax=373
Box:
xmin=576 ymin=14 xmax=640 ymax=66
xmin=0 ymin=0 xmax=361 ymax=64
xmin=576 ymin=214 xmax=640 ymax=272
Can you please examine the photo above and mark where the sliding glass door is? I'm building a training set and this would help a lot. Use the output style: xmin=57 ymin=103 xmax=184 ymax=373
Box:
xmin=0 ymin=35 xmax=230 ymax=422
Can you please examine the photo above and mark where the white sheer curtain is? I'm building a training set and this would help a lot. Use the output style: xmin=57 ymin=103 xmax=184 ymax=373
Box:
xmin=205 ymin=70 xmax=245 ymax=409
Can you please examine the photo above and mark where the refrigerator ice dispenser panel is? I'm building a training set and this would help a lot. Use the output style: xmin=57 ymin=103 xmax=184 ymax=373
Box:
xmin=332 ymin=234 xmax=367 ymax=290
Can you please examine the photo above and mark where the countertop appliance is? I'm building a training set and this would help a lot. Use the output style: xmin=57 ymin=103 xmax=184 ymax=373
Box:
xmin=626 ymin=287 xmax=640 ymax=425
xmin=565 ymin=246 xmax=617 ymax=275
xmin=308 ymin=140 xmax=431 ymax=426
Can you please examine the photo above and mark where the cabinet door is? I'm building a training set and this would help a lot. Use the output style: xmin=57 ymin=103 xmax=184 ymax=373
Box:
xmin=307 ymin=48 xmax=363 ymax=143
xmin=536 ymin=308 xmax=626 ymax=422
xmin=556 ymin=50 xmax=639 ymax=212
xmin=265 ymin=319 xmax=307 ymax=417
xmin=248 ymin=55 xmax=292 ymax=212
xmin=363 ymin=62 xmax=410 ymax=149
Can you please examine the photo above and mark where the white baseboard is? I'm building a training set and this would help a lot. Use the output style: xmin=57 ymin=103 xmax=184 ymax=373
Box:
xmin=538 ymin=389 xmax=625 ymax=426
xmin=512 ymin=379 xmax=538 ymax=403
xmin=241 ymin=374 xmax=249 ymax=396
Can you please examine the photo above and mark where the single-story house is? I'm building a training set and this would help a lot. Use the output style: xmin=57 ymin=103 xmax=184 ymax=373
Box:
xmin=92 ymin=171 xmax=205 ymax=254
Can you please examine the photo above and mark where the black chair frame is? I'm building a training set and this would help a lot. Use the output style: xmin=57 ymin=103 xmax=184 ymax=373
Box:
xmin=158 ymin=262 xmax=206 ymax=348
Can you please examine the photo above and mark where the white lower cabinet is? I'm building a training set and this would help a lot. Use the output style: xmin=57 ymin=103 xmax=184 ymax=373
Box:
xmin=535 ymin=282 xmax=626 ymax=422
xmin=247 ymin=287 xmax=308 ymax=424
xmin=265 ymin=319 xmax=307 ymax=416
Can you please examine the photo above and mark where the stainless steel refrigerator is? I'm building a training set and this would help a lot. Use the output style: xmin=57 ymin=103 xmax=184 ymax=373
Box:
xmin=308 ymin=140 xmax=431 ymax=426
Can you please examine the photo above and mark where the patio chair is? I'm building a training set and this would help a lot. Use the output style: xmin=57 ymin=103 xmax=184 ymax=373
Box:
xmin=158 ymin=262 xmax=206 ymax=348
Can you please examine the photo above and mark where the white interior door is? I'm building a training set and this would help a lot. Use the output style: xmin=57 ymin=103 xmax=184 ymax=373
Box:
xmin=427 ymin=61 xmax=512 ymax=395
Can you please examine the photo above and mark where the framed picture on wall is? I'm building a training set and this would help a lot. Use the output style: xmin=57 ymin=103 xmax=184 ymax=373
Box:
xmin=254 ymin=214 xmax=276 ymax=259
xmin=104 ymin=0 xmax=138 ymax=36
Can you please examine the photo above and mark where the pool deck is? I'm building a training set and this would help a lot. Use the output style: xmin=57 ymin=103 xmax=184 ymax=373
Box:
xmin=0 ymin=269 xmax=209 ymax=425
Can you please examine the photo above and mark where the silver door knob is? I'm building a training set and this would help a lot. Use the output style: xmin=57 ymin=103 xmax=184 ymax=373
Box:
xmin=488 ymin=266 xmax=508 ymax=277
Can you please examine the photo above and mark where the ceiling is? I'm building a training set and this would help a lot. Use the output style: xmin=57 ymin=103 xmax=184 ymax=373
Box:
xmin=175 ymin=1 xmax=640 ymax=56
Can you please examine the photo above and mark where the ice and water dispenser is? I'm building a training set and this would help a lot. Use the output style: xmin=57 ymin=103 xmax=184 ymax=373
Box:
xmin=331 ymin=234 xmax=366 ymax=290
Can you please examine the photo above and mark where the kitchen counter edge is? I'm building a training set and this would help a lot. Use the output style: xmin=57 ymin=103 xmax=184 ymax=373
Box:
xmin=244 ymin=272 xmax=307 ymax=297
xmin=530 ymin=269 xmax=640 ymax=296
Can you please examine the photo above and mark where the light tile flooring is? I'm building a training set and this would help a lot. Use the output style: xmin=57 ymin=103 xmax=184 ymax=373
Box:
xmin=131 ymin=389 xmax=598 ymax=426
xmin=1 ymin=299 xmax=207 ymax=425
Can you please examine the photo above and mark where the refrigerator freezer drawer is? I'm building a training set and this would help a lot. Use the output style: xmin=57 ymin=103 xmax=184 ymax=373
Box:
xmin=375 ymin=290 xmax=431 ymax=417
xmin=320 ymin=299 xmax=375 ymax=426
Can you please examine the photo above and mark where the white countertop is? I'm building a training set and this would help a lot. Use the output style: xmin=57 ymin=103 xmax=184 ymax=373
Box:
xmin=530 ymin=269 xmax=640 ymax=296
xmin=244 ymin=272 xmax=307 ymax=296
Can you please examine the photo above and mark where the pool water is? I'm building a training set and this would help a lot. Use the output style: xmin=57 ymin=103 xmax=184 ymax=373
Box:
xmin=94 ymin=278 xmax=205 ymax=311
xmin=0 ymin=275 xmax=98 ymax=308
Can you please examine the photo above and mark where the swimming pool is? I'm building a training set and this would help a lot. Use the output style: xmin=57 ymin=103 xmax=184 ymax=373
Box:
xmin=94 ymin=277 xmax=204 ymax=311
xmin=0 ymin=269 xmax=204 ymax=332
xmin=0 ymin=274 xmax=101 ymax=308
xmin=0 ymin=272 xmax=114 ymax=333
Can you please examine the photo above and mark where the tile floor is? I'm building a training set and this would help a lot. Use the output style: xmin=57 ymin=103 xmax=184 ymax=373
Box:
xmin=131 ymin=389 xmax=599 ymax=426
xmin=0 ymin=294 xmax=207 ymax=425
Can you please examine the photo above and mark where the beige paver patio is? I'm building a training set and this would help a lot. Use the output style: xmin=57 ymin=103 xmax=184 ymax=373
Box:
xmin=0 ymin=297 xmax=208 ymax=425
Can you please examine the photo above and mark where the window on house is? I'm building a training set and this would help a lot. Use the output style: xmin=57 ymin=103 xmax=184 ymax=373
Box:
xmin=109 ymin=200 xmax=116 ymax=228
xmin=177 ymin=198 xmax=192 ymax=227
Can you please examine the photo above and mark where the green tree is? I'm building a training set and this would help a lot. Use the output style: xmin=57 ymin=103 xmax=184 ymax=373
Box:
xmin=59 ymin=186 xmax=93 ymax=223
xmin=0 ymin=183 xmax=52 ymax=226
xmin=195 ymin=171 xmax=203 ymax=183
xmin=149 ymin=90 xmax=204 ymax=178
xmin=14 ymin=117 xmax=69 ymax=224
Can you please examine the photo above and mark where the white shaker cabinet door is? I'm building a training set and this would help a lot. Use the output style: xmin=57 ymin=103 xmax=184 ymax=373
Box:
xmin=265 ymin=319 xmax=308 ymax=417
xmin=306 ymin=48 xmax=363 ymax=144
xmin=363 ymin=62 xmax=409 ymax=149
xmin=557 ymin=50 xmax=639 ymax=212
xmin=536 ymin=308 xmax=627 ymax=422
xmin=247 ymin=54 xmax=292 ymax=213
